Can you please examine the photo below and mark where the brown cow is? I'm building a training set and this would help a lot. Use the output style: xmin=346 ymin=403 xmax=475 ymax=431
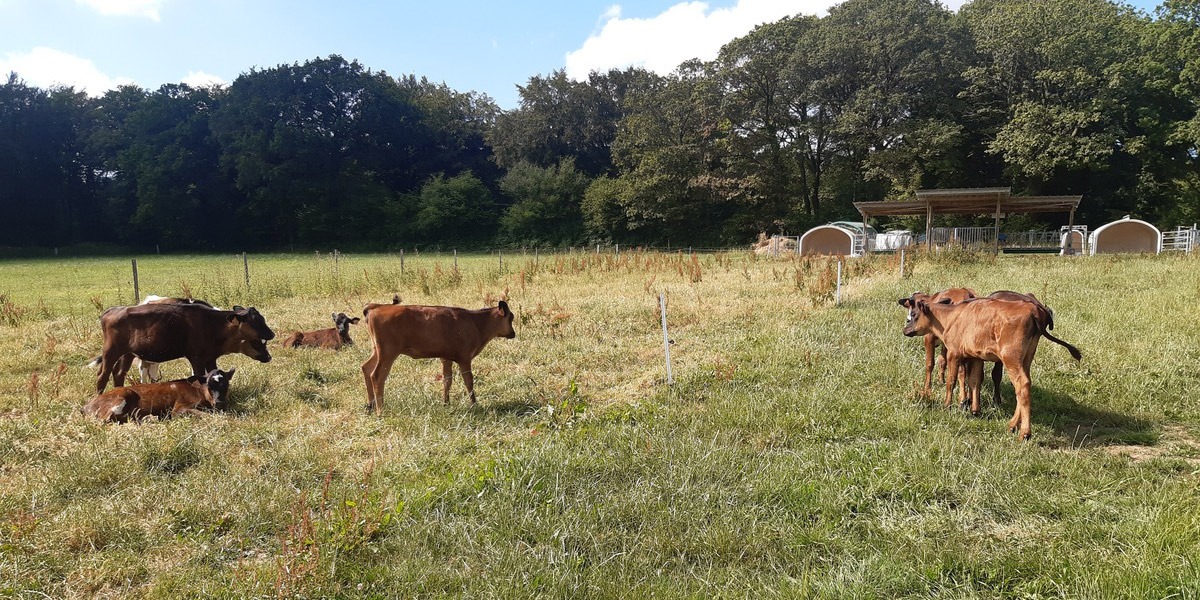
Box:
xmin=81 ymin=368 xmax=234 ymax=422
xmin=361 ymin=301 xmax=515 ymax=413
xmin=136 ymin=295 xmax=218 ymax=382
xmin=899 ymin=296 xmax=1082 ymax=439
xmin=912 ymin=287 xmax=977 ymax=396
xmin=93 ymin=304 xmax=274 ymax=393
xmin=282 ymin=312 xmax=361 ymax=350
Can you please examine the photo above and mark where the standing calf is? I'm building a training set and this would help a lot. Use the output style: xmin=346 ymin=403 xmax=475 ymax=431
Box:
xmin=93 ymin=303 xmax=274 ymax=393
xmin=282 ymin=313 xmax=360 ymax=349
xmin=361 ymin=301 xmax=515 ymax=414
xmin=136 ymin=295 xmax=218 ymax=382
xmin=900 ymin=296 xmax=1081 ymax=439
xmin=81 ymin=369 xmax=234 ymax=422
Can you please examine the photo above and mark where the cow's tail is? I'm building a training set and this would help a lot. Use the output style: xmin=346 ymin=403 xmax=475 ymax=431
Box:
xmin=1040 ymin=326 xmax=1082 ymax=361
xmin=84 ymin=355 xmax=102 ymax=370
xmin=362 ymin=295 xmax=401 ymax=318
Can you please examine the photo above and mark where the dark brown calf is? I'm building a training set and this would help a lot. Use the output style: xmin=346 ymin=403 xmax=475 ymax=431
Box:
xmin=282 ymin=313 xmax=360 ymax=349
xmin=81 ymin=369 xmax=234 ymax=422
xmin=136 ymin=295 xmax=217 ymax=382
xmin=900 ymin=297 xmax=1081 ymax=439
xmin=361 ymin=301 xmax=515 ymax=413
xmin=94 ymin=304 xmax=274 ymax=393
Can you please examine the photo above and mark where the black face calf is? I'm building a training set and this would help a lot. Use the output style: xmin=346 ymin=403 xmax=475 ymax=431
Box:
xmin=282 ymin=312 xmax=361 ymax=350
xmin=81 ymin=368 xmax=235 ymax=422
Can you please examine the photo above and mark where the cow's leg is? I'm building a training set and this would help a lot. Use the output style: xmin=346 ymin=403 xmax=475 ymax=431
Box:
xmin=943 ymin=354 xmax=959 ymax=408
xmin=990 ymin=362 xmax=1003 ymax=406
xmin=442 ymin=359 xmax=454 ymax=405
xmin=365 ymin=348 xmax=397 ymax=416
xmin=937 ymin=343 xmax=948 ymax=384
xmin=1004 ymin=360 xmax=1033 ymax=440
xmin=967 ymin=360 xmax=984 ymax=415
xmin=187 ymin=358 xmax=208 ymax=380
xmin=459 ymin=360 xmax=476 ymax=405
xmin=361 ymin=351 xmax=379 ymax=409
xmin=922 ymin=335 xmax=936 ymax=396
xmin=95 ymin=347 xmax=122 ymax=393
xmin=112 ymin=354 xmax=134 ymax=388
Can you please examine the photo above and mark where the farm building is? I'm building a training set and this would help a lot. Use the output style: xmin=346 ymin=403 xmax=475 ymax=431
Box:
xmin=799 ymin=222 xmax=876 ymax=256
xmin=1088 ymin=217 xmax=1161 ymax=255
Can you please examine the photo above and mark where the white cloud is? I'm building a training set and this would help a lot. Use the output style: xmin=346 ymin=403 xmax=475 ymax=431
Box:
xmin=181 ymin=70 xmax=226 ymax=88
xmin=566 ymin=0 xmax=832 ymax=80
xmin=566 ymin=0 xmax=971 ymax=80
xmin=75 ymin=0 xmax=165 ymax=20
xmin=0 ymin=47 xmax=133 ymax=95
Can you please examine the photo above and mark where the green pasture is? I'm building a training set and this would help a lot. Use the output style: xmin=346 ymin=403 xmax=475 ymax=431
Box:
xmin=1 ymin=250 xmax=1198 ymax=598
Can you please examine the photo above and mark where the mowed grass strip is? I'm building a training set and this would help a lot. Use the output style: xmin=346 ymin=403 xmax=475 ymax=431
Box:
xmin=1 ymin=250 xmax=1198 ymax=598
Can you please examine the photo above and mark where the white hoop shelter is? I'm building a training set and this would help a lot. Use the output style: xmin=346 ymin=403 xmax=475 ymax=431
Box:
xmin=1088 ymin=217 xmax=1161 ymax=255
xmin=799 ymin=222 xmax=875 ymax=256
xmin=1060 ymin=227 xmax=1087 ymax=256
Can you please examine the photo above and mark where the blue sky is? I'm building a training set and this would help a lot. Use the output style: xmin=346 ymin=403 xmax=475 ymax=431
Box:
xmin=0 ymin=0 xmax=1164 ymax=110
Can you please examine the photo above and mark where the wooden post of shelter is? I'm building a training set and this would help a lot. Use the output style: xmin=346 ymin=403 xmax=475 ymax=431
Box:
xmin=925 ymin=201 xmax=934 ymax=251
xmin=1066 ymin=207 xmax=1077 ymax=255
xmin=994 ymin=198 xmax=1002 ymax=253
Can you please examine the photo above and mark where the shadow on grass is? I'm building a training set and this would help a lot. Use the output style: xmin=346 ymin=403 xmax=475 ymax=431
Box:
xmin=220 ymin=376 xmax=272 ymax=416
xmin=470 ymin=399 xmax=541 ymax=418
xmin=1022 ymin=384 xmax=1156 ymax=448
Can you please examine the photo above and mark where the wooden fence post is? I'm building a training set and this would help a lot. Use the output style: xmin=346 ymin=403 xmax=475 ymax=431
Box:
xmin=131 ymin=259 xmax=140 ymax=304
xmin=835 ymin=260 xmax=843 ymax=306
xmin=659 ymin=293 xmax=673 ymax=385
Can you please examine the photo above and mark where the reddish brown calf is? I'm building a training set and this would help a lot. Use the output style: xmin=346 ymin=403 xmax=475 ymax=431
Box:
xmin=900 ymin=297 xmax=1081 ymax=439
xmin=282 ymin=313 xmax=360 ymax=350
xmin=361 ymin=301 xmax=515 ymax=413
xmin=81 ymin=369 xmax=234 ymax=423
xmin=912 ymin=287 xmax=977 ymax=396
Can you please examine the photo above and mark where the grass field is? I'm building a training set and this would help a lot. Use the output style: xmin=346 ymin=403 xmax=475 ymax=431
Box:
xmin=1 ymin=249 xmax=1199 ymax=598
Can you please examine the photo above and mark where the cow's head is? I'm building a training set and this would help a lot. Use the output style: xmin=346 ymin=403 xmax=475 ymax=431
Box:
xmin=332 ymin=312 xmax=360 ymax=338
xmin=495 ymin=300 xmax=516 ymax=339
xmin=931 ymin=287 xmax=976 ymax=305
xmin=897 ymin=294 xmax=931 ymax=337
xmin=229 ymin=306 xmax=274 ymax=362
xmin=202 ymin=368 xmax=235 ymax=407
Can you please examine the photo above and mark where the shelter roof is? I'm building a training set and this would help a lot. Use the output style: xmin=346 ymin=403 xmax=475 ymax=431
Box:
xmin=853 ymin=188 xmax=1081 ymax=218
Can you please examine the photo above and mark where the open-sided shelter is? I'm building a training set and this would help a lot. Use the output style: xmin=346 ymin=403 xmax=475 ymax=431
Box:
xmin=853 ymin=188 xmax=1083 ymax=253
xmin=1088 ymin=217 xmax=1161 ymax=254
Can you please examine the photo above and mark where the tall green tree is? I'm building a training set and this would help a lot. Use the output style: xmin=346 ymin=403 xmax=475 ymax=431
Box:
xmin=212 ymin=55 xmax=430 ymax=247
xmin=498 ymin=157 xmax=589 ymax=244
xmin=414 ymin=171 xmax=497 ymax=244
xmin=960 ymin=0 xmax=1172 ymax=222
xmin=0 ymin=75 xmax=98 ymax=246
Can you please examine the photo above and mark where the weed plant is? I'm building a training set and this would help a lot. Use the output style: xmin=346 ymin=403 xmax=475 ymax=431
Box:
xmin=0 ymin=250 xmax=1198 ymax=597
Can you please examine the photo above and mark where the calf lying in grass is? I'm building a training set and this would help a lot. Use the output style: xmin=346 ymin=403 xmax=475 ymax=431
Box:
xmin=80 ymin=369 xmax=234 ymax=423
xmin=282 ymin=312 xmax=360 ymax=350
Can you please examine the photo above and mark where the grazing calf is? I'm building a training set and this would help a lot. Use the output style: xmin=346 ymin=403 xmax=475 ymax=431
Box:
xmin=136 ymin=295 xmax=218 ymax=382
xmin=81 ymin=369 xmax=234 ymax=422
xmin=900 ymin=296 xmax=1081 ymax=439
xmin=282 ymin=313 xmax=361 ymax=349
xmin=93 ymin=303 xmax=274 ymax=393
xmin=361 ymin=301 xmax=515 ymax=414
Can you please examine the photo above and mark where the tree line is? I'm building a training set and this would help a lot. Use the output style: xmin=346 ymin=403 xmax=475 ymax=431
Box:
xmin=2 ymin=0 xmax=1197 ymax=252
